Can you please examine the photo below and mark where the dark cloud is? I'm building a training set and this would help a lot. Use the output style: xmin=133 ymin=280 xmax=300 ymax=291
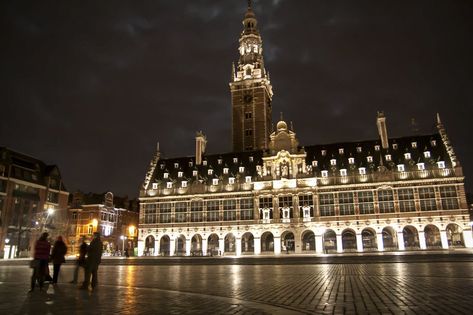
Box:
xmin=1 ymin=0 xmax=472 ymax=197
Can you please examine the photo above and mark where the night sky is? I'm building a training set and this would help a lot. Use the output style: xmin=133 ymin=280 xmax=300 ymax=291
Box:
xmin=1 ymin=0 xmax=472 ymax=198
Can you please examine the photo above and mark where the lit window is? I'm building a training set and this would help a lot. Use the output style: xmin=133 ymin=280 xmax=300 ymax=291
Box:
xmin=339 ymin=148 xmax=344 ymax=154
xmin=178 ymin=171 xmax=183 ymax=178
xmin=321 ymin=170 xmax=328 ymax=177
xmin=393 ymin=144 xmax=398 ymax=150
xmin=163 ymin=172 xmax=169 ymax=179
xmin=321 ymin=150 xmax=326 ymax=156
xmin=348 ymin=157 xmax=354 ymax=164
xmin=233 ymin=157 xmax=238 ymax=163
xmin=340 ymin=169 xmax=347 ymax=176
xmin=417 ymin=163 xmax=425 ymax=170
xmin=367 ymin=156 xmax=373 ymax=163
xmin=330 ymin=159 xmax=337 ymax=166
xmin=245 ymin=176 xmax=252 ymax=183
xmin=181 ymin=181 xmax=187 ymax=188
xmin=166 ymin=182 xmax=172 ymax=189
xmin=192 ymin=170 xmax=198 ymax=177
xmin=208 ymin=169 xmax=213 ymax=175
xmin=203 ymin=160 xmax=207 ymax=166
xmin=356 ymin=146 xmax=362 ymax=153
xmin=152 ymin=183 xmax=158 ymax=190
xmin=218 ymin=159 xmax=222 ymax=165
xmin=397 ymin=164 xmax=405 ymax=172
xmin=437 ymin=161 xmax=445 ymax=169
xmin=174 ymin=163 xmax=179 ymax=169
xmin=404 ymin=153 xmax=411 ymax=160
xmin=385 ymin=154 xmax=392 ymax=161
xmin=411 ymin=142 xmax=417 ymax=148
xmin=431 ymin=140 xmax=437 ymax=147
xmin=312 ymin=160 xmax=318 ymax=167
xmin=223 ymin=167 xmax=229 ymax=174
xmin=375 ymin=145 xmax=380 ymax=151
xmin=249 ymin=156 xmax=253 ymax=162
xmin=239 ymin=166 xmax=245 ymax=173
xmin=229 ymin=177 xmax=235 ymax=184
xmin=359 ymin=167 xmax=366 ymax=175
xmin=212 ymin=178 xmax=219 ymax=185
xmin=424 ymin=151 xmax=431 ymax=158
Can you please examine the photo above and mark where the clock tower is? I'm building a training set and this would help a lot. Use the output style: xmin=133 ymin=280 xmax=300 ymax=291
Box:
xmin=230 ymin=1 xmax=273 ymax=152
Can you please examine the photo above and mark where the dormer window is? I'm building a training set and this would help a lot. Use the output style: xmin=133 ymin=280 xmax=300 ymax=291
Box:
xmin=321 ymin=150 xmax=326 ymax=156
xmin=340 ymin=169 xmax=347 ymax=176
xmin=181 ymin=181 xmax=187 ymax=188
xmin=256 ymin=165 xmax=262 ymax=172
xmin=431 ymin=140 xmax=437 ymax=147
xmin=208 ymin=169 xmax=213 ymax=175
xmin=393 ymin=143 xmax=398 ymax=150
xmin=218 ymin=159 xmax=223 ymax=165
xmin=152 ymin=183 xmax=158 ymax=190
xmin=321 ymin=170 xmax=328 ymax=177
xmin=178 ymin=171 xmax=183 ymax=178
xmin=160 ymin=164 xmax=165 ymax=170
xmin=163 ymin=172 xmax=169 ymax=179
xmin=339 ymin=148 xmax=344 ymax=154
xmin=397 ymin=164 xmax=405 ymax=172
xmin=348 ymin=157 xmax=355 ymax=164
xmin=375 ymin=145 xmax=380 ymax=151
xmin=330 ymin=159 xmax=336 ymax=166
xmin=229 ymin=177 xmax=235 ymax=184
xmin=424 ymin=151 xmax=431 ymax=158
xmin=437 ymin=161 xmax=445 ymax=169
xmin=192 ymin=170 xmax=198 ymax=177
xmin=249 ymin=156 xmax=254 ymax=162
xmin=411 ymin=142 xmax=417 ymax=148
xmin=312 ymin=160 xmax=318 ymax=167
xmin=239 ymin=166 xmax=245 ymax=173
xmin=245 ymin=176 xmax=252 ymax=183
xmin=385 ymin=154 xmax=392 ymax=161
xmin=212 ymin=178 xmax=219 ymax=186
xmin=367 ymin=156 xmax=373 ymax=163
xmin=223 ymin=167 xmax=229 ymax=174
xmin=359 ymin=167 xmax=366 ymax=175
xmin=233 ymin=157 xmax=238 ymax=163
xmin=356 ymin=146 xmax=362 ymax=153
xmin=404 ymin=153 xmax=411 ymax=160
xmin=174 ymin=163 xmax=179 ymax=169
xmin=188 ymin=161 xmax=193 ymax=167
xmin=203 ymin=160 xmax=207 ymax=166
xmin=166 ymin=182 xmax=172 ymax=189
xmin=417 ymin=163 xmax=425 ymax=170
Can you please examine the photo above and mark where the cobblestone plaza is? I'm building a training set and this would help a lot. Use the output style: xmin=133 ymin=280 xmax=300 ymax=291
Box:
xmin=1 ymin=254 xmax=473 ymax=314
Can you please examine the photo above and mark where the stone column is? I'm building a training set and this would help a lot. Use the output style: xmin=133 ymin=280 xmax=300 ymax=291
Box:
xmin=418 ymin=231 xmax=427 ymax=250
xmin=336 ymin=234 xmax=343 ymax=253
xmin=202 ymin=238 xmax=208 ymax=256
xmin=154 ymin=239 xmax=160 ymax=256
xmin=463 ymin=230 xmax=473 ymax=248
xmin=440 ymin=231 xmax=449 ymax=249
xmin=185 ymin=239 xmax=191 ymax=256
xmin=169 ymin=238 xmax=176 ymax=256
xmin=219 ymin=239 xmax=225 ymax=256
xmin=254 ymin=237 xmax=261 ymax=255
xmin=315 ymin=235 xmax=323 ymax=253
xmin=236 ymin=237 xmax=242 ymax=256
xmin=397 ymin=232 xmax=405 ymax=250
xmin=377 ymin=233 xmax=384 ymax=251
xmin=137 ymin=240 xmax=144 ymax=256
xmin=274 ymin=236 xmax=281 ymax=255
xmin=356 ymin=233 xmax=363 ymax=252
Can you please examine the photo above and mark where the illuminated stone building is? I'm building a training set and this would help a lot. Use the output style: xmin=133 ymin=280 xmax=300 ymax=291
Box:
xmin=68 ymin=191 xmax=139 ymax=255
xmin=0 ymin=147 xmax=69 ymax=259
xmin=137 ymin=3 xmax=472 ymax=257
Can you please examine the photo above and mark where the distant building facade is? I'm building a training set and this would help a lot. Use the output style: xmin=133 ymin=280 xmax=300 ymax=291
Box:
xmin=0 ymin=147 xmax=69 ymax=259
xmin=137 ymin=3 xmax=472 ymax=257
xmin=68 ymin=191 xmax=139 ymax=256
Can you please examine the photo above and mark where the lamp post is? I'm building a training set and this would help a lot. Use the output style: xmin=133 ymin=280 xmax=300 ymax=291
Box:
xmin=120 ymin=235 xmax=127 ymax=255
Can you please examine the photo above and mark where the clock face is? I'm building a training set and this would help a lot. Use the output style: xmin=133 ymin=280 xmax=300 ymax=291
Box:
xmin=244 ymin=94 xmax=253 ymax=103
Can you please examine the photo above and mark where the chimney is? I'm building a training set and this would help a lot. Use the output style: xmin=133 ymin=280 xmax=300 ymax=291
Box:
xmin=195 ymin=131 xmax=207 ymax=165
xmin=376 ymin=111 xmax=389 ymax=149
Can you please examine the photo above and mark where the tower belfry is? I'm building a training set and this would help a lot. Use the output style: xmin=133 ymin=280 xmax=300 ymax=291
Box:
xmin=230 ymin=1 xmax=273 ymax=152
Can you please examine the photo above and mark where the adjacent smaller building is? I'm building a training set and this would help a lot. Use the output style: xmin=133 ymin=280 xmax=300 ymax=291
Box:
xmin=67 ymin=191 xmax=139 ymax=256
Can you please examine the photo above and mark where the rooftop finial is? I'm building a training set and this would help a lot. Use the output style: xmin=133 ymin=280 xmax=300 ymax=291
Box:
xmin=280 ymin=112 xmax=283 ymax=121
xmin=248 ymin=0 xmax=252 ymax=9
xmin=156 ymin=141 xmax=160 ymax=152
xmin=436 ymin=112 xmax=442 ymax=125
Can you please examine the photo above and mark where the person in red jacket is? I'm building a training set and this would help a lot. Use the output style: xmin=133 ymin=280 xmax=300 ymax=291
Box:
xmin=30 ymin=232 xmax=51 ymax=292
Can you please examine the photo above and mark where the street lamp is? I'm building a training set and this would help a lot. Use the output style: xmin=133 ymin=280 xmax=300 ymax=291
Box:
xmin=120 ymin=235 xmax=127 ymax=255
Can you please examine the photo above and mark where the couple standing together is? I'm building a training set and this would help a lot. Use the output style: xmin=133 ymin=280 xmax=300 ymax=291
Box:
xmin=72 ymin=232 xmax=103 ymax=290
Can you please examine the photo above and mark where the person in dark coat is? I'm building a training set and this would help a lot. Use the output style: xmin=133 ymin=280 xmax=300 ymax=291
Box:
xmin=80 ymin=232 xmax=103 ymax=290
xmin=71 ymin=237 xmax=87 ymax=284
xmin=30 ymin=232 xmax=51 ymax=292
xmin=50 ymin=236 xmax=67 ymax=284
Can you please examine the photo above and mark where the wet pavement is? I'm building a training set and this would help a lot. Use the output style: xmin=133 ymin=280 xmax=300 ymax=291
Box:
xmin=1 ymin=254 xmax=473 ymax=314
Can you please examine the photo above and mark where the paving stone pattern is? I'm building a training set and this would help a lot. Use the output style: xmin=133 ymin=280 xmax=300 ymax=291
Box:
xmin=1 ymin=261 xmax=473 ymax=314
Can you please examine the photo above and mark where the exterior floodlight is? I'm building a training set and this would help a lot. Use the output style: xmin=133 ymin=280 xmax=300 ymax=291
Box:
xmin=47 ymin=208 xmax=54 ymax=215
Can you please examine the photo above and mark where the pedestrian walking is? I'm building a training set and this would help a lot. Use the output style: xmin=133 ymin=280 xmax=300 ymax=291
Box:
xmin=29 ymin=232 xmax=51 ymax=292
xmin=71 ymin=237 xmax=87 ymax=284
xmin=50 ymin=236 xmax=67 ymax=284
xmin=124 ymin=248 xmax=129 ymax=258
xmin=80 ymin=232 xmax=103 ymax=290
